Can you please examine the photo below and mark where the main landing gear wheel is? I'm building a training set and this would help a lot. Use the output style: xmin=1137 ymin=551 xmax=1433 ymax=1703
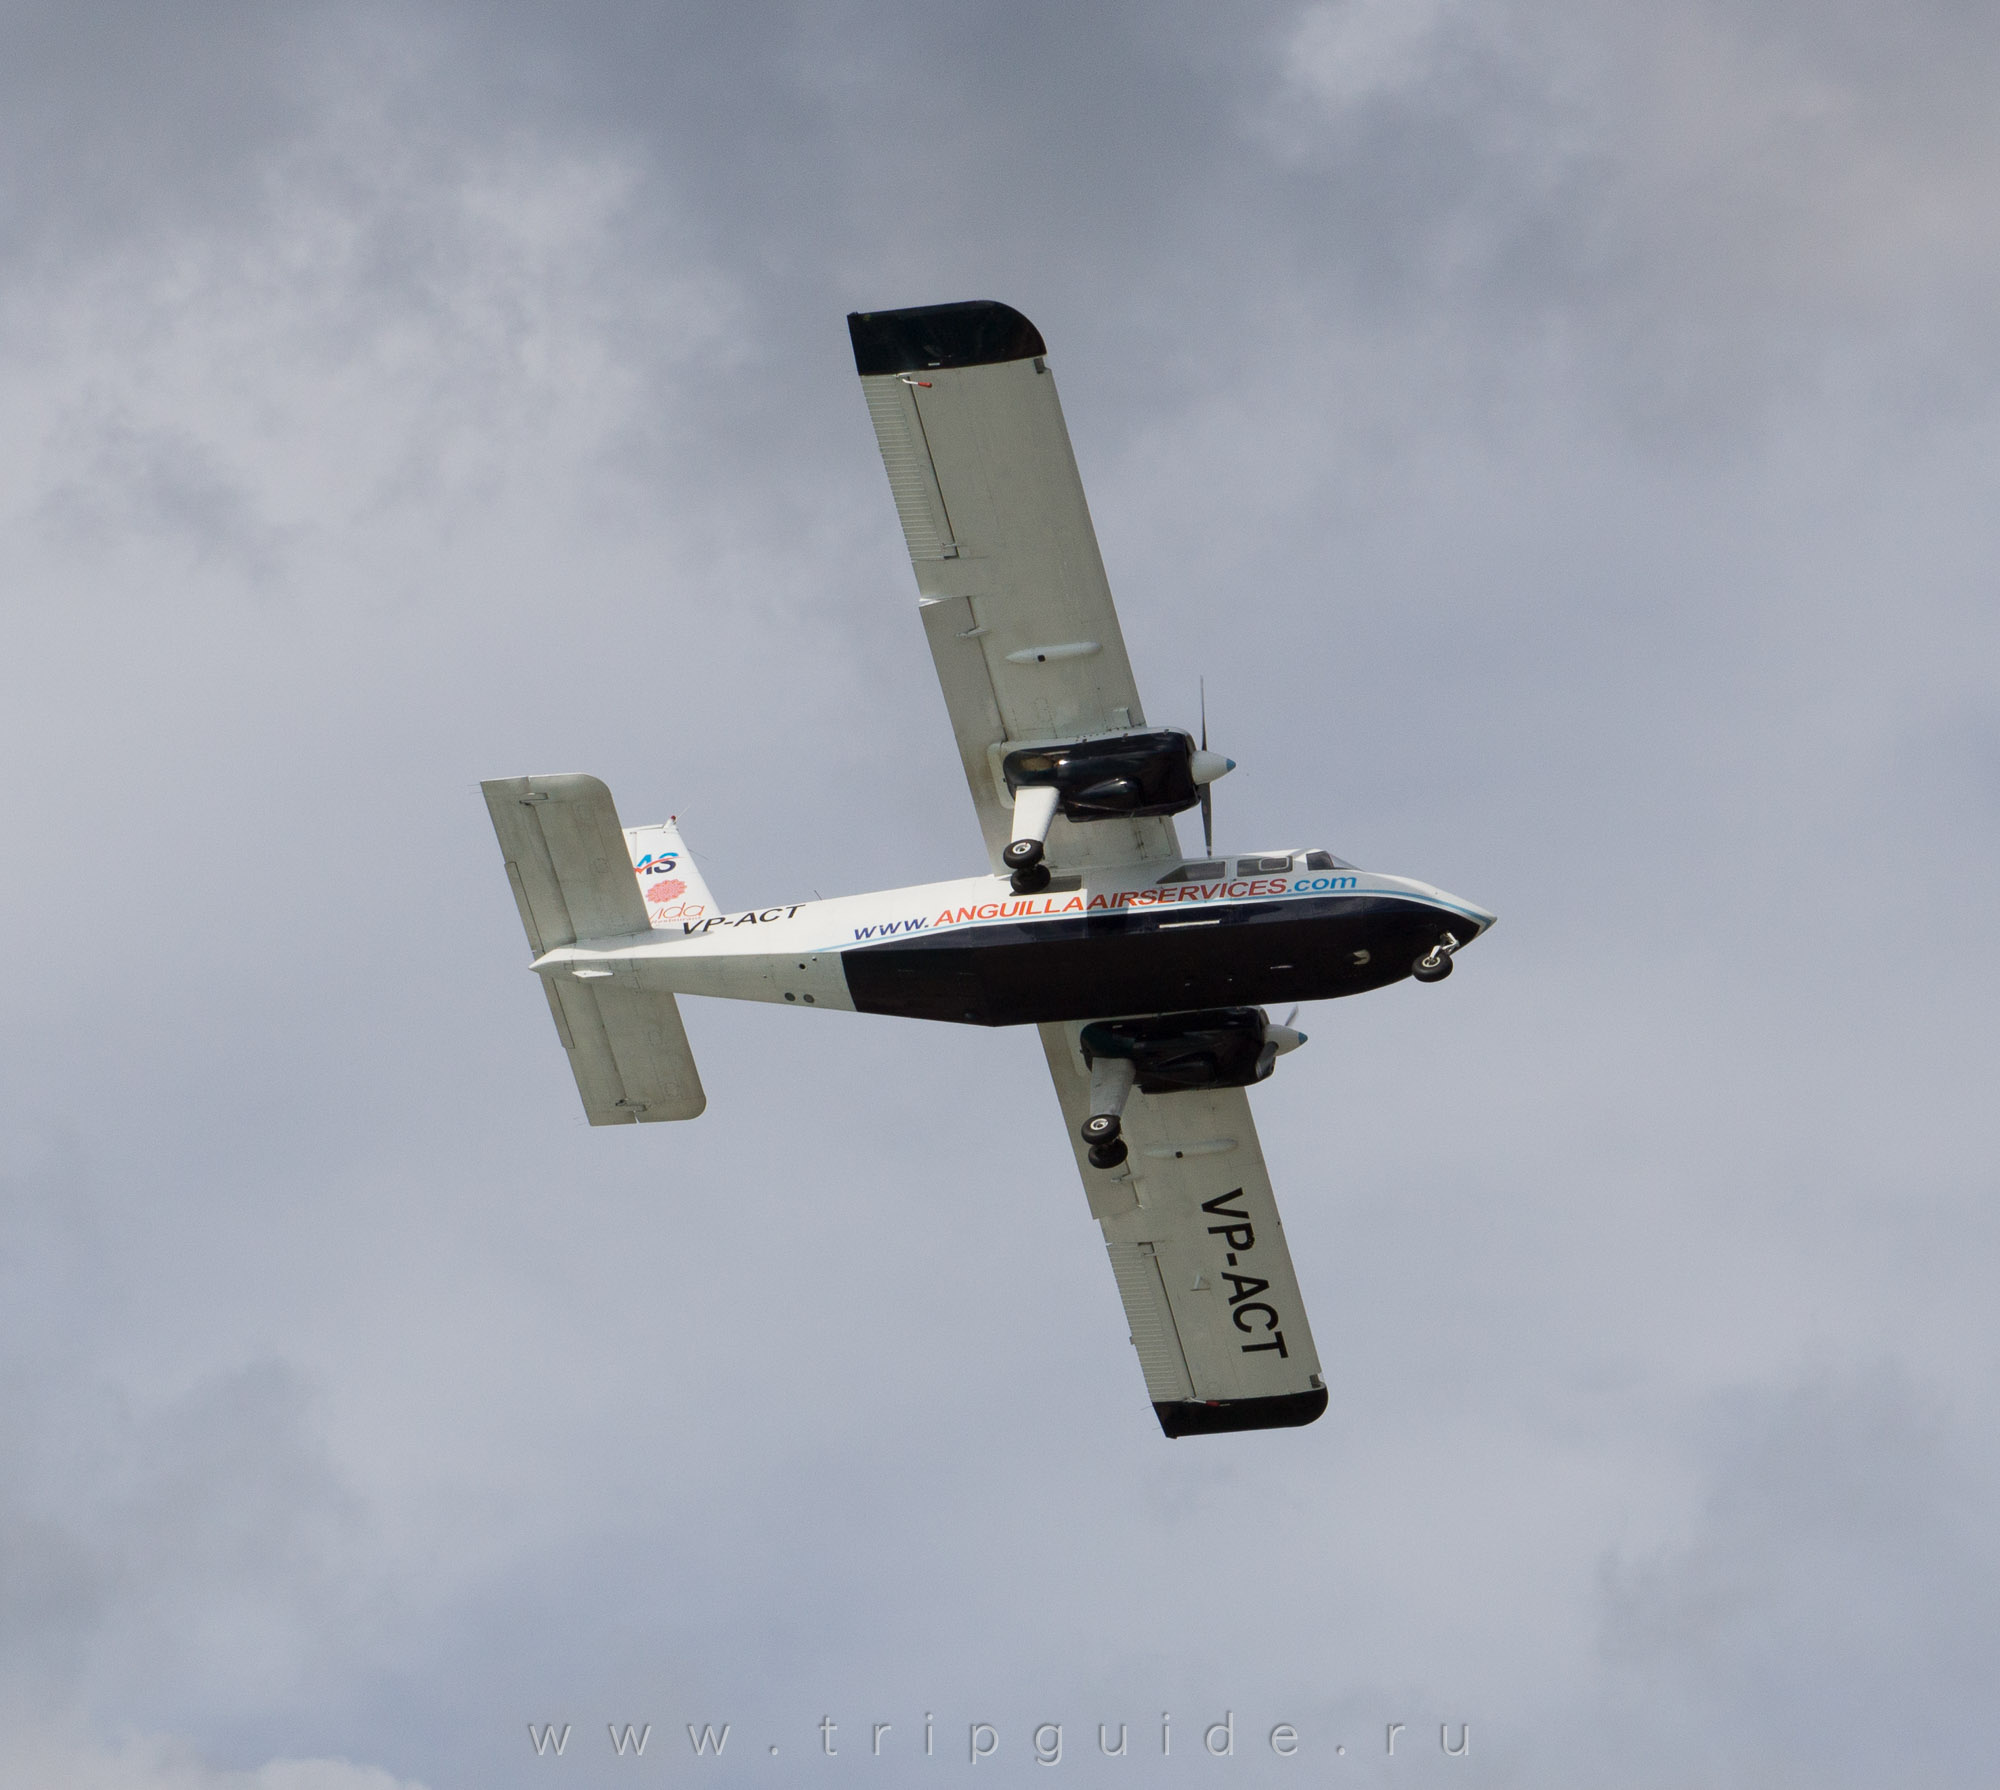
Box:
xmin=1082 ymin=1113 xmax=1128 ymax=1170
xmin=1412 ymin=932 xmax=1460 ymax=983
xmin=1004 ymin=837 xmax=1051 ymax=894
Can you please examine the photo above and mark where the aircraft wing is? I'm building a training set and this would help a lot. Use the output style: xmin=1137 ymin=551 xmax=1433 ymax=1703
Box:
xmin=851 ymin=301 xmax=1180 ymax=874
xmin=1038 ymin=1023 xmax=1328 ymax=1436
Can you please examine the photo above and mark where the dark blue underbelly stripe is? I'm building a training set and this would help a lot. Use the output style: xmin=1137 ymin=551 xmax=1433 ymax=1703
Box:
xmin=840 ymin=894 xmax=1465 ymax=1027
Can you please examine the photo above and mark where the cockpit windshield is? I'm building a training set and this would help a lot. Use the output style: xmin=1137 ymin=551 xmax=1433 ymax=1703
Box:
xmin=1156 ymin=849 xmax=1357 ymax=884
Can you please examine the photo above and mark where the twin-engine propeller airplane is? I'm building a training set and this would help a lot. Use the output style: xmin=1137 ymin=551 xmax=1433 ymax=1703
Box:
xmin=482 ymin=300 xmax=1493 ymax=1437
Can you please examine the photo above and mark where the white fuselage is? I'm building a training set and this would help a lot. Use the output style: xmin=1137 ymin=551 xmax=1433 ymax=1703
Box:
xmin=532 ymin=851 xmax=1495 ymax=1027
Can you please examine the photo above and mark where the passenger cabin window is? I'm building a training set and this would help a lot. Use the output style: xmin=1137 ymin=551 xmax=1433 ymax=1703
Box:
xmin=1237 ymin=855 xmax=1292 ymax=874
xmin=1303 ymin=850 xmax=1357 ymax=871
xmin=1155 ymin=861 xmax=1225 ymax=883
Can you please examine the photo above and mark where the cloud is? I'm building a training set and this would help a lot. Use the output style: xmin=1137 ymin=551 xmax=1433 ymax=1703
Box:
xmin=1 ymin=4 xmax=1997 ymax=1787
xmin=1282 ymin=0 xmax=1464 ymax=109
xmin=1248 ymin=0 xmax=2000 ymax=441
xmin=0 ymin=1718 xmax=427 ymax=1790
xmin=1586 ymin=1363 xmax=2000 ymax=1779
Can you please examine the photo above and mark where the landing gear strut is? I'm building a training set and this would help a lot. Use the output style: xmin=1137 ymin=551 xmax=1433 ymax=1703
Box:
xmin=1412 ymin=932 xmax=1460 ymax=983
xmin=1004 ymin=784 xmax=1060 ymax=893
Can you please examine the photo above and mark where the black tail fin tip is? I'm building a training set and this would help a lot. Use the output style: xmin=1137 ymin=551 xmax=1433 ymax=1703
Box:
xmin=1154 ymin=1387 xmax=1329 ymax=1438
xmin=848 ymin=301 xmax=1047 ymax=376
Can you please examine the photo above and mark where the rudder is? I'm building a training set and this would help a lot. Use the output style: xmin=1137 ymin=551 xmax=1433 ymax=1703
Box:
xmin=625 ymin=817 xmax=721 ymax=929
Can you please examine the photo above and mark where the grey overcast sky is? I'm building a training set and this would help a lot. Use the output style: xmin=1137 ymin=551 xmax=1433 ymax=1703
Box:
xmin=3 ymin=2 xmax=1997 ymax=1785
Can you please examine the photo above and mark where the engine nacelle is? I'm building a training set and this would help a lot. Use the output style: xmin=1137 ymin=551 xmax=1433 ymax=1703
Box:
xmin=1001 ymin=728 xmax=1232 ymax=824
xmin=1079 ymin=1006 xmax=1307 ymax=1096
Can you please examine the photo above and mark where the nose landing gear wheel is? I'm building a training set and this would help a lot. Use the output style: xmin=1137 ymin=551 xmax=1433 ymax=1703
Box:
xmin=1412 ymin=932 xmax=1460 ymax=983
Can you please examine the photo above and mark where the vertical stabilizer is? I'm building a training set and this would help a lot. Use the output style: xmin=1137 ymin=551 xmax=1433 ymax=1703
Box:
xmin=625 ymin=819 xmax=721 ymax=929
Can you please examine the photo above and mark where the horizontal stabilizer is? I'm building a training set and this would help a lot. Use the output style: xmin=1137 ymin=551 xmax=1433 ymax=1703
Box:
xmin=483 ymin=774 xmax=705 ymax=1124
xmin=482 ymin=773 xmax=651 ymax=949
xmin=540 ymin=971 xmax=706 ymax=1125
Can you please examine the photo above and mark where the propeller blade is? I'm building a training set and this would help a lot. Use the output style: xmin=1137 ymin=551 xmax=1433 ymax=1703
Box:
xmin=1282 ymin=1005 xmax=1299 ymax=1028
xmin=1199 ymin=677 xmax=1212 ymax=852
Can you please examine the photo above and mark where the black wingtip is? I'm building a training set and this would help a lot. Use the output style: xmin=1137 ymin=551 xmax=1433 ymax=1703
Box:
xmin=1154 ymin=1388 xmax=1329 ymax=1437
xmin=847 ymin=300 xmax=1047 ymax=376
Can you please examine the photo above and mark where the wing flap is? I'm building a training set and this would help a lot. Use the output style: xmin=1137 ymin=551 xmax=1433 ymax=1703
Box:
xmin=918 ymin=593 xmax=1013 ymax=866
